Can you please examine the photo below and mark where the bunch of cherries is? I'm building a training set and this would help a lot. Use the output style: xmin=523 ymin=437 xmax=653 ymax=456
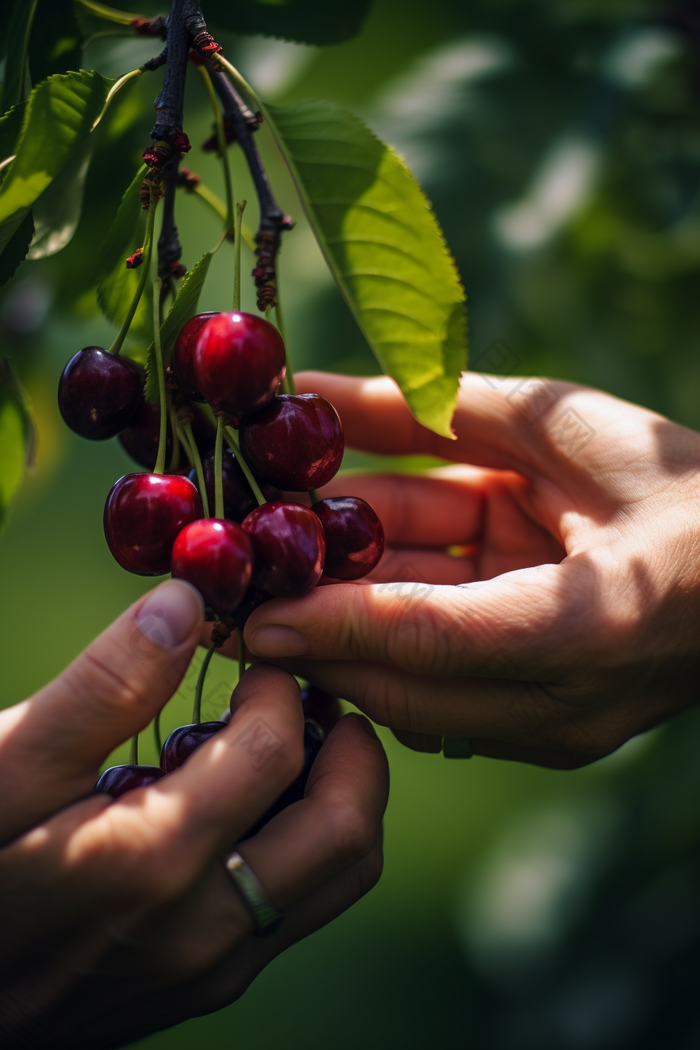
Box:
xmin=58 ymin=308 xmax=384 ymax=820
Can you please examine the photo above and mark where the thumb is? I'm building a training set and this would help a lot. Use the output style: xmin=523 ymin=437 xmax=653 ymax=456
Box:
xmin=244 ymin=560 xmax=587 ymax=681
xmin=0 ymin=580 xmax=204 ymax=839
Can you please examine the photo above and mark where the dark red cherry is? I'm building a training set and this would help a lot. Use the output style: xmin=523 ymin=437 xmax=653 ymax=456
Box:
xmin=94 ymin=764 xmax=164 ymax=798
xmin=58 ymin=347 xmax=142 ymax=440
xmin=173 ymin=312 xmax=217 ymax=401
xmin=313 ymin=496 xmax=384 ymax=579
xmin=201 ymin=448 xmax=280 ymax=523
xmin=242 ymin=501 xmax=325 ymax=597
xmin=160 ymin=721 xmax=226 ymax=773
xmin=194 ymin=311 xmax=286 ymax=416
xmin=119 ymin=401 xmax=215 ymax=470
xmin=232 ymin=584 xmax=274 ymax=630
xmin=240 ymin=719 xmax=324 ymax=840
xmin=104 ymin=473 xmax=202 ymax=576
xmin=302 ymin=685 xmax=343 ymax=737
xmin=171 ymin=518 xmax=253 ymax=616
xmin=240 ymin=394 xmax=344 ymax=491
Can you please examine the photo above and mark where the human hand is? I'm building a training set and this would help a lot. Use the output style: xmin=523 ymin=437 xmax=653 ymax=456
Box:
xmin=241 ymin=370 xmax=700 ymax=768
xmin=0 ymin=580 xmax=388 ymax=1049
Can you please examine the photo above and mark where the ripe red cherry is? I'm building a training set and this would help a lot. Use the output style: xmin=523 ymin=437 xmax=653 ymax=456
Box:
xmin=94 ymin=764 xmax=164 ymax=798
xmin=302 ymin=684 xmax=343 ymax=737
xmin=242 ymin=501 xmax=325 ymax=597
xmin=193 ymin=311 xmax=286 ymax=416
xmin=171 ymin=518 xmax=253 ymax=616
xmin=104 ymin=473 xmax=202 ymax=576
xmin=119 ymin=401 xmax=215 ymax=470
xmin=313 ymin=496 xmax=384 ymax=579
xmin=58 ymin=347 xmax=142 ymax=439
xmin=173 ymin=312 xmax=217 ymax=401
xmin=201 ymin=448 xmax=280 ymax=523
xmin=160 ymin=721 xmax=226 ymax=773
xmin=240 ymin=394 xmax=344 ymax=491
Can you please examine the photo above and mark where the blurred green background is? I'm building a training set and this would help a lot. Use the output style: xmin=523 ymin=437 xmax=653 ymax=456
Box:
xmin=2 ymin=0 xmax=700 ymax=1046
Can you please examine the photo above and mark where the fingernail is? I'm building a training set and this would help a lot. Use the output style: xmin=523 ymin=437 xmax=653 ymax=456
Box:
xmin=134 ymin=580 xmax=204 ymax=649
xmin=248 ymin=625 xmax=309 ymax=658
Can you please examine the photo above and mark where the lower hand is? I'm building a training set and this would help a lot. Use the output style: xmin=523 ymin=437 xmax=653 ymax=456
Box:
xmin=0 ymin=580 xmax=388 ymax=1049
xmin=242 ymin=370 xmax=700 ymax=768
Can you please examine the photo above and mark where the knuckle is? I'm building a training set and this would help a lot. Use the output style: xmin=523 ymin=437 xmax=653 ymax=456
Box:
xmin=66 ymin=650 xmax=147 ymax=718
xmin=328 ymin=798 xmax=377 ymax=870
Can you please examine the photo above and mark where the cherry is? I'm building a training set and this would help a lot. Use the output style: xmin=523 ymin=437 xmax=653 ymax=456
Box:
xmin=94 ymin=764 xmax=164 ymax=798
xmin=240 ymin=719 xmax=324 ymax=840
xmin=194 ymin=311 xmax=286 ymax=416
xmin=232 ymin=584 xmax=274 ymax=630
xmin=302 ymin=684 xmax=343 ymax=737
xmin=240 ymin=394 xmax=344 ymax=491
xmin=171 ymin=518 xmax=253 ymax=616
xmin=58 ymin=347 xmax=142 ymax=440
xmin=242 ymin=501 xmax=325 ymax=597
xmin=104 ymin=473 xmax=202 ymax=576
xmin=119 ymin=401 xmax=215 ymax=470
xmin=173 ymin=311 xmax=217 ymax=401
xmin=160 ymin=721 xmax=226 ymax=773
xmin=313 ymin=496 xmax=384 ymax=579
xmin=201 ymin=448 xmax=280 ymax=523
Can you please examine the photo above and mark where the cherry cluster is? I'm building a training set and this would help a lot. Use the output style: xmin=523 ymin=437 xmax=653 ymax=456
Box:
xmin=58 ymin=309 xmax=385 ymax=615
xmin=58 ymin=306 xmax=384 ymax=808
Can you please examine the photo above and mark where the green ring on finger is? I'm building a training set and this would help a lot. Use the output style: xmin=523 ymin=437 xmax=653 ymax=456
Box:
xmin=224 ymin=851 xmax=283 ymax=936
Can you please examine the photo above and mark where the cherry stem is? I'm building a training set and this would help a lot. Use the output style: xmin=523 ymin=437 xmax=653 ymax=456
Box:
xmin=193 ymin=643 xmax=216 ymax=724
xmin=152 ymin=276 xmax=168 ymax=475
xmin=167 ymin=404 xmax=181 ymax=471
xmin=182 ymin=180 xmax=255 ymax=247
xmin=214 ymin=415 xmax=225 ymax=519
xmin=196 ymin=64 xmax=234 ymax=232
xmin=108 ymin=193 xmax=157 ymax=356
xmin=224 ymin=426 xmax=266 ymax=506
xmin=174 ymin=417 xmax=194 ymax=467
xmin=233 ymin=199 xmax=246 ymax=312
xmin=237 ymin=628 xmax=245 ymax=680
xmin=153 ymin=710 xmax=162 ymax=755
xmin=77 ymin=0 xmax=140 ymax=25
xmin=183 ymin=420 xmax=209 ymax=516
xmin=130 ymin=732 xmax=139 ymax=765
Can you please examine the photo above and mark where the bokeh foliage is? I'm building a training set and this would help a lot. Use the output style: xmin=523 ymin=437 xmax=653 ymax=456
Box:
xmin=2 ymin=1 xmax=700 ymax=1047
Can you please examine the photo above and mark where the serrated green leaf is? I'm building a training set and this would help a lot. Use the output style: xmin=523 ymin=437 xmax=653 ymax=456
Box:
xmin=144 ymin=250 xmax=215 ymax=403
xmin=0 ymin=70 xmax=113 ymax=258
xmin=95 ymin=163 xmax=147 ymax=282
xmin=0 ymin=357 xmax=36 ymax=535
xmin=0 ymin=102 xmax=27 ymax=161
xmin=205 ymin=0 xmax=373 ymax=45
xmin=3 ymin=0 xmax=39 ymax=111
xmin=0 ymin=210 xmax=34 ymax=286
xmin=27 ymin=139 xmax=92 ymax=259
xmin=266 ymin=100 xmax=468 ymax=438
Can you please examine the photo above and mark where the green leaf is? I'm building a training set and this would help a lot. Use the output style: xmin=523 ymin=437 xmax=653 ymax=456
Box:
xmin=0 ymin=70 xmax=113 ymax=259
xmin=205 ymin=0 xmax=373 ymax=46
xmin=95 ymin=163 xmax=147 ymax=282
xmin=2 ymin=0 xmax=39 ymax=111
xmin=27 ymin=139 xmax=92 ymax=259
xmin=0 ymin=102 xmax=27 ymax=161
xmin=0 ymin=357 xmax=35 ymax=536
xmin=144 ymin=249 xmax=216 ymax=403
xmin=266 ymin=100 xmax=468 ymax=438
xmin=0 ymin=210 xmax=34 ymax=286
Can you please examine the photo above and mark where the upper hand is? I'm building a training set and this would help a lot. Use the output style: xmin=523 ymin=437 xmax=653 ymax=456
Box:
xmin=242 ymin=370 xmax=700 ymax=768
xmin=0 ymin=579 xmax=388 ymax=1049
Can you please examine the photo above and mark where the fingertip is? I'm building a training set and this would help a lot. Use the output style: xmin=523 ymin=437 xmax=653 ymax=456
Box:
xmin=133 ymin=579 xmax=205 ymax=650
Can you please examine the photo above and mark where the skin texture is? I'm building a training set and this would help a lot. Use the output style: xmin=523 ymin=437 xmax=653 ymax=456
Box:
xmin=0 ymin=580 xmax=388 ymax=1049
xmin=226 ymin=369 xmax=700 ymax=769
